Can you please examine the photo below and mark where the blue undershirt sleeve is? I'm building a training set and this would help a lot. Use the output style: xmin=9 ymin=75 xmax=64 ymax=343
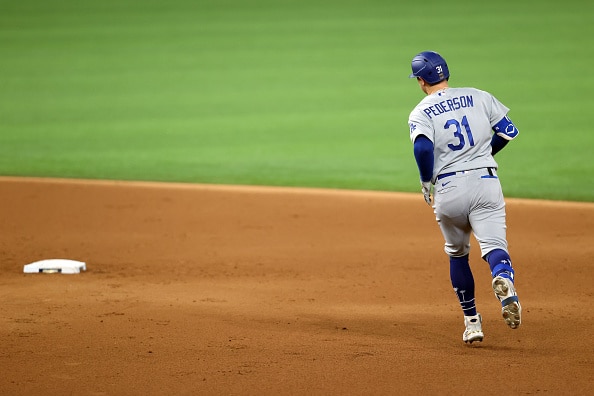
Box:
xmin=413 ymin=135 xmax=434 ymax=182
xmin=491 ymin=133 xmax=509 ymax=156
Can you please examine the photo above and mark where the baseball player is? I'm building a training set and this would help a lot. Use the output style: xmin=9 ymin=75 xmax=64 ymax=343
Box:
xmin=407 ymin=51 xmax=522 ymax=344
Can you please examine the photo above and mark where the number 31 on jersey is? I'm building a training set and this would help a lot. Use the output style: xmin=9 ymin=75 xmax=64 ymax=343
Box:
xmin=446 ymin=115 xmax=474 ymax=151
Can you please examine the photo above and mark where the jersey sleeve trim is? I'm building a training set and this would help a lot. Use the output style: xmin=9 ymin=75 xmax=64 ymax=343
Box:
xmin=492 ymin=116 xmax=519 ymax=141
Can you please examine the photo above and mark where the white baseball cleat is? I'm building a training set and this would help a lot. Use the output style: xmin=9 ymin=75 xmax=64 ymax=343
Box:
xmin=463 ymin=313 xmax=484 ymax=344
xmin=492 ymin=276 xmax=522 ymax=329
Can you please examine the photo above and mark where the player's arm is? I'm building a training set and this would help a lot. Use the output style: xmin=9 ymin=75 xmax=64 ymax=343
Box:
xmin=413 ymin=135 xmax=434 ymax=182
xmin=413 ymin=135 xmax=434 ymax=205
xmin=491 ymin=134 xmax=508 ymax=156
xmin=409 ymin=113 xmax=434 ymax=205
xmin=491 ymin=115 xmax=519 ymax=156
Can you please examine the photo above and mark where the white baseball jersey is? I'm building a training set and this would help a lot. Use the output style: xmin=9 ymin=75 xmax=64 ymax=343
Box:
xmin=408 ymin=87 xmax=510 ymax=183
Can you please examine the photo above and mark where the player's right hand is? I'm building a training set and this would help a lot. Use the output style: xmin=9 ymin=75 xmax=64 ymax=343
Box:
xmin=421 ymin=181 xmax=432 ymax=205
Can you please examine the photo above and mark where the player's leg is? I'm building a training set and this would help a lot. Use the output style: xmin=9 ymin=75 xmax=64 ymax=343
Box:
xmin=434 ymin=181 xmax=482 ymax=342
xmin=470 ymin=173 xmax=521 ymax=329
xmin=450 ymin=255 xmax=476 ymax=316
xmin=437 ymin=215 xmax=474 ymax=310
xmin=485 ymin=248 xmax=514 ymax=281
xmin=442 ymin=226 xmax=483 ymax=343
xmin=450 ymin=254 xmax=484 ymax=343
xmin=436 ymin=191 xmax=474 ymax=311
xmin=484 ymin=249 xmax=521 ymax=329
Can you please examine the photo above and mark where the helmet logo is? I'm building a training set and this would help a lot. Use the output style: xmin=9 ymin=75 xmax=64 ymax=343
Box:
xmin=436 ymin=65 xmax=444 ymax=80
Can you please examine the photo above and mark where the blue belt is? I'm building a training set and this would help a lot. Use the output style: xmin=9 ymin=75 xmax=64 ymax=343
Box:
xmin=436 ymin=171 xmax=458 ymax=181
xmin=437 ymin=167 xmax=495 ymax=181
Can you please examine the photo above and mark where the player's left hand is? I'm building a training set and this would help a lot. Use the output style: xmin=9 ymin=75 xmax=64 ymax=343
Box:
xmin=421 ymin=181 xmax=432 ymax=205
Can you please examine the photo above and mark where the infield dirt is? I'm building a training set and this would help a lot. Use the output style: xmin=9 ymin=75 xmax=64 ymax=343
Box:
xmin=1 ymin=177 xmax=592 ymax=395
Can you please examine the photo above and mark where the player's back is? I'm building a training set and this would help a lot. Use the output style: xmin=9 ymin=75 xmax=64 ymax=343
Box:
xmin=409 ymin=87 xmax=508 ymax=177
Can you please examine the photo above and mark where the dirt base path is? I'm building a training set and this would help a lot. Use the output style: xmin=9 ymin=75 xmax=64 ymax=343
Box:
xmin=1 ymin=177 xmax=592 ymax=395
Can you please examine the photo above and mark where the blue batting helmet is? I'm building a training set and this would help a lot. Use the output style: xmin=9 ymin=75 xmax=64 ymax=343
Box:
xmin=409 ymin=51 xmax=449 ymax=84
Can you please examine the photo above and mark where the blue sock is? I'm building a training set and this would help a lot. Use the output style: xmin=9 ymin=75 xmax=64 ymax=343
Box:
xmin=450 ymin=255 xmax=477 ymax=317
xmin=486 ymin=249 xmax=515 ymax=281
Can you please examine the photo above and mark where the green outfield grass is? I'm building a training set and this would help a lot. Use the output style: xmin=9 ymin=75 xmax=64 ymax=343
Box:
xmin=1 ymin=0 xmax=592 ymax=201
